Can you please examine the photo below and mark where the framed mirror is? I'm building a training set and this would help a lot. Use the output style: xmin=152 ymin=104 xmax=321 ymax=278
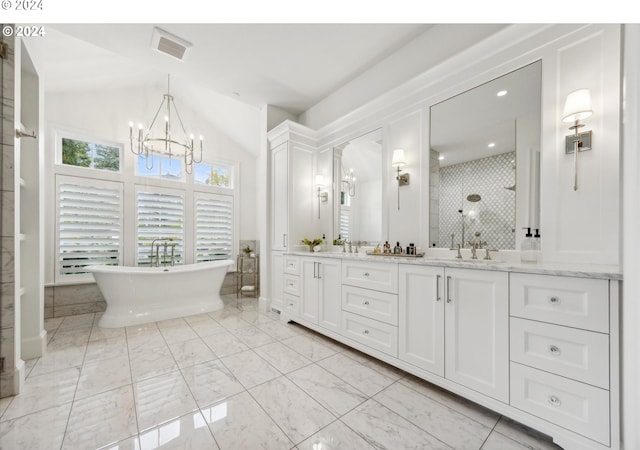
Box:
xmin=333 ymin=128 xmax=383 ymax=245
xmin=429 ymin=60 xmax=542 ymax=250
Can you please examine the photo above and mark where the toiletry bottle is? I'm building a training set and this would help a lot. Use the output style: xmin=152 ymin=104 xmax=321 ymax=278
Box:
xmin=384 ymin=241 xmax=391 ymax=253
xmin=520 ymin=228 xmax=535 ymax=263
xmin=394 ymin=242 xmax=402 ymax=254
xmin=533 ymin=229 xmax=542 ymax=262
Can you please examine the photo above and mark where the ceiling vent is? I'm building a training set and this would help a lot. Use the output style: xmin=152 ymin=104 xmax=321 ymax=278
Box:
xmin=151 ymin=27 xmax=193 ymax=61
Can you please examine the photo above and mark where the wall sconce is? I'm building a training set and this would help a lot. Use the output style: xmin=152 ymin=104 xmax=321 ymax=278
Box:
xmin=315 ymin=175 xmax=328 ymax=219
xmin=392 ymin=149 xmax=410 ymax=210
xmin=562 ymin=88 xmax=593 ymax=191
xmin=342 ymin=168 xmax=356 ymax=197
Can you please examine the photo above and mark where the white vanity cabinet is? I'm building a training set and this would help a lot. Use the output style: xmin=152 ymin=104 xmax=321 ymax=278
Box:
xmin=271 ymin=141 xmax=289 ymax=252
xmin=300 ymin=256 xmax=342 ymax=332
xmin=444 ymin=268 xmax=509 ymax=403
xmin=341 ymin=260 xmax=399 ymax=357
xmin=508 ymin=273 xmax=618 ymax=446
xmin=282 ymin=255 xmax=300 ymax=317
xmin=398 ymin=264 xmax=445 ymax=377
xmin=398 ymin=265 xmax=509 ymax=403
xmin=268 ymin=123 xmax=315 ymax=311
xmin=279 ymin=254 xmax=620 ymax=450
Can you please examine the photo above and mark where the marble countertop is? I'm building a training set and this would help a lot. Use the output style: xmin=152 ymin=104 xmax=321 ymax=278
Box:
xmin=285 ymin=251 xmax=622 ymax=280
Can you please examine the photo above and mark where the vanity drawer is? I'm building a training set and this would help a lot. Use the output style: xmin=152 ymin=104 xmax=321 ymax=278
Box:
xmin=341 ymin=311 xmax=398 ymax=357
xmin=510 ymin=273 xmax=609 ymax=333
xmin=342 ymin=285 xmax=398 ymax=326
xmin=283 ymin=274 xmax=300 ymax=296
xmin=284 ymin=255 xmax=300 ymax=275
xmin=510 ymin=317 xmax=609 ymax=389
xmin=510 ymin=362 xmax=610 ymax=445
xmin=283 ymin=293 xmax=300 ymax=316
xmin=342 ymin=261 xmax=398 ymax=294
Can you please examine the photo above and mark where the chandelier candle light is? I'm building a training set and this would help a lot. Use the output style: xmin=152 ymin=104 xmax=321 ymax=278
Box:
xmin=129 ymin=75 xmax=203 ymax=174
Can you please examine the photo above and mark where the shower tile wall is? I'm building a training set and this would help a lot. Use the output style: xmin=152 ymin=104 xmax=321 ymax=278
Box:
xmin=438 ymin=152 xmax=516 ymax=250
xmin=0 ymin=29 xmax=17 ymax=398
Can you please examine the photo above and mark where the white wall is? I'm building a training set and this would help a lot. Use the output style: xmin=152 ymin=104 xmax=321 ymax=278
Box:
xmin=43 ymin=85 xmax=258 ymax=284
xmin=308 ymin=24 xmax=621 ymax=265
xmin=299 ymin=24 xmax=507 ymax=130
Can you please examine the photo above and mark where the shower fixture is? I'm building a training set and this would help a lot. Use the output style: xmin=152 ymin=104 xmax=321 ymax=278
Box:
xmin=466 ymin=193 xmax=481 ymax=202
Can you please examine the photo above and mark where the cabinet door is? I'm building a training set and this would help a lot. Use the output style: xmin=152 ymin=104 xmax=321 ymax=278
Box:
xmin=300 ymin=257 xmax=319 ymax=323
xmin=399 ymin=265 xmax=445 ymax=377
xmin=270 ymin=252 xmax=284 ymax=311
xmin=318 ymin=258 xmax=341 ymax=332
xmin=271 ymin=142 xmax=288 ymax=251
xmin=445 ymin=268 xmax=509 ymax=403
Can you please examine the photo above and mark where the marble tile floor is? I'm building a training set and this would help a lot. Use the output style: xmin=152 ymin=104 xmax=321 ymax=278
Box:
xmin=0 ymin=295 xmax=563 ymax=450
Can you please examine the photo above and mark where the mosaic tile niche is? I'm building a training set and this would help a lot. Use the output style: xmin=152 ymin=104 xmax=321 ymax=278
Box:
xmin=438 ymin=152 xmax=516 ymax=249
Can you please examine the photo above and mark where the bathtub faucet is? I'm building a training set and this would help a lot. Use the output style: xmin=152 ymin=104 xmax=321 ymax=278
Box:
xmin=150 ymin=238 xmax=177 ymax=267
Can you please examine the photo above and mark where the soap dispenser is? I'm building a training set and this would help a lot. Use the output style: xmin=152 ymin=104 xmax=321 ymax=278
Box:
xmin=520 ymin=228 xmax=536 ymax=263
xmin=533 ymin=229 xmax=542 ymax=261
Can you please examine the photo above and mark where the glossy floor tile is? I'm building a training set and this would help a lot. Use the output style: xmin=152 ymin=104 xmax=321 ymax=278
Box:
xmin=0 ymin=295 xmax=562 ymax=450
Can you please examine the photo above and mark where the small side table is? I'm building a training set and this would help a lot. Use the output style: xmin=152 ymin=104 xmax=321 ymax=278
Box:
xmin=236 ymin=254 xmax=259 ymax=299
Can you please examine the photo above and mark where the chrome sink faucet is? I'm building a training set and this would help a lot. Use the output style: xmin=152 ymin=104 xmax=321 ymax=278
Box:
xmin=450 ymin=244 xmax=462 ymax=259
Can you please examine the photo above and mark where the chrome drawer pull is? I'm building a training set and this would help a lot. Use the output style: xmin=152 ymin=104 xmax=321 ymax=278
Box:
xmin=446 ymin=276 xmax=452 ymax=303
xmin=363 ymin=329 xmax=370 ymax=334
xmin=363 ymin=272 xmax=370 ymax=277
xmin=548 ymin=395 xmax=561 ymax=407
xmin=436 ymin=275 xmax=441 ymax=301
xmin=548 ymin=345 xmax=561 ymax=355
xmin=548 ymin=296 xmax=560 ymax=305
xmin=364 ymin=300 xmax=370 ymax=305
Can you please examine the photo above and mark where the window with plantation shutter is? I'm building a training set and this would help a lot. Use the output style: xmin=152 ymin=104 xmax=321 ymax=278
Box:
xmin=195 ymin=193 xmax=233 ymax=262
xmin=340 ymin=207 xmax=350 ymax=241
xmin=136 ymin=188 xmax=185 ymax=266
xmin=56 ymin=176 xmax=123 ymax=281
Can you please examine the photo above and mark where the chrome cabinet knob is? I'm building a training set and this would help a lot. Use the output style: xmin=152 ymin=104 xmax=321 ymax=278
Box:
xmin=548 ymin=345 xmax=561 ymax=355
xmin=364 ymin=300 xmax=370 ymax=305
xmin=363 ymin=272 xmax=370 ymax=277
xmin=363 ymin=329 xmax=369 ymax=334
xmin=548 ymin=395 xmax=561 ymax=407
xmin=548 ymin=296 xmax=560 ymax=305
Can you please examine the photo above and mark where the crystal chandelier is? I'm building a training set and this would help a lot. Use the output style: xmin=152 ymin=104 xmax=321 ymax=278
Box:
xmin=129 ymin=75 xmax=203 ymax=174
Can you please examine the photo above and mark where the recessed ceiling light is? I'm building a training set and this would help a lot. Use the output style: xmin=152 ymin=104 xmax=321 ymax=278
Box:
xmin=497 ymin=90 xmax=508 ymax=97
xmin=488 ymin=142 xmax=496 ymax=148
xmin=438 ymin=156 xmax=445 ymax=160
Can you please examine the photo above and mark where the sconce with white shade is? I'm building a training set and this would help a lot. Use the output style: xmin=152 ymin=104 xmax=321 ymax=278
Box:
xmin=315 ymin=175 xmax=328 ymax=218
xmin=562 ymin=88 xmax=593 ymax=191
xmin=392 ymin=149 xmax=410 ymax=210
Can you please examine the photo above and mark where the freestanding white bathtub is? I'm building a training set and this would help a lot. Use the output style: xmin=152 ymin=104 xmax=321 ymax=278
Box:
xmin=88 ymin=259 xmax=234 ymax=328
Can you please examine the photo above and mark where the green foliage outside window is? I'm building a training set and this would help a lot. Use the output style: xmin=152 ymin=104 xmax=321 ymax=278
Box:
xmin=62 ymin=138 xmax=120 ymax=172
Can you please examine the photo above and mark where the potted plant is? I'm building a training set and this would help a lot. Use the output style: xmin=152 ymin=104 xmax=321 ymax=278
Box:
xmin=242 ymin=245 xmax=253 ymax=255
xmin=301 ymin=237 xmax=323 ymax=252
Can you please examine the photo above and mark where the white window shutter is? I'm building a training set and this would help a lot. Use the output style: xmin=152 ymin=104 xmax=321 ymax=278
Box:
xmin=56 ymin=176 xmax=123 ymax=281
xmin=137 ymin=190 xmax=185 ymax=266
xmin=195 ymin=193 xmax=233 ymax=262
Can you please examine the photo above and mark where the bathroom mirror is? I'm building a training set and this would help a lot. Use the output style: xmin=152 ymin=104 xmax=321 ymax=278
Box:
xmin=429 ymin=60 xmax=541 ymax=250
xmin=333 ymin=128 xmax=383 ymax=245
